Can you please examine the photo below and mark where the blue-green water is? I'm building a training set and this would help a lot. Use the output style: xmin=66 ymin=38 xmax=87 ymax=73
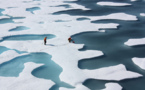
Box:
xmin=0 ymin=18 xmax=14 ymax=24
xmin=0 ymin=52 xmax=73 ymax=90
xmin=26 ymin=7 xmax=40 ymax=14
xmin=9 ymin=26 xmax=30 ymax=32
xmin=0 ymin=46 xmax=10 ymax=54
xmin=0 ymin=53 xmax=52 ymax=77
xmin=0 ymin=16 xmax=25 ymax=24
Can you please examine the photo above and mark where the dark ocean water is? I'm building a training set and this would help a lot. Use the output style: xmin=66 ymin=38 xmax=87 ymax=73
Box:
xmin=66 ymin=0 xmax=145 ymax=90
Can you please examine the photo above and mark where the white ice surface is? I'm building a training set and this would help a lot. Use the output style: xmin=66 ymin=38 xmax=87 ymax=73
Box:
xmin=83 ymin=64 xmax=142 ymax=81
xmin=140 ymin=13 xmax=145 ymax=16
xmin=97 ymin=2 xmax=131 ymax=6
xmin=131 ymin=0 xmax=138 ymax=1
xmin=0 ymin=0 xmax=143 ymax=90
xmin=124 ymin=38 xmax=145 ymax=46
xmin=102 ymin=83 xmax=122 ymax=90
xmin=132 ymin=57 xmax=145 ymax=70
xmin=87 ymin=13 xmax=137 ymax=21
xmin=0 ymin=62 xmax=54 ymax=90
xmin=60 ymin=83 xmax=90 ymax=90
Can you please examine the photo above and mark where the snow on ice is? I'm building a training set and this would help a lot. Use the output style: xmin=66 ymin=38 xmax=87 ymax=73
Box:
xmin=0 ymin=0 xmax=143 ymax=90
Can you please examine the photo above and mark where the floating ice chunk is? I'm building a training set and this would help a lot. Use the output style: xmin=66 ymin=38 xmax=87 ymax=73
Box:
xmin=0 ymin=62 xmax=54 ymax=90
xmin=89 ymin=13 xmax=137 ymax=21
xmin=140 ymin=13 xmax=145 ymax=16
xmin=124 ymin=38 xmax=145 ymax=46
xmin=99 ymin=30 xmax=106 ymax=32
xmin=132 ymin=57 xmax=145 ymax=70
xmin=131 ymin=0 xmax=138 ymax=1
xmin=60 ymin=83 xmax=89 ymax=90
xmin=84 ymin=64 xmax=142 ymax=81
xmin=102 ymin=83 xmax=122 ymax=90
xmin=97 ymin=2 xmax=131 ymax=6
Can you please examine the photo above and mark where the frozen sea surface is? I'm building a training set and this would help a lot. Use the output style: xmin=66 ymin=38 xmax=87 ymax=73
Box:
xmin=0 ymin=0 xmax=145 ymax=90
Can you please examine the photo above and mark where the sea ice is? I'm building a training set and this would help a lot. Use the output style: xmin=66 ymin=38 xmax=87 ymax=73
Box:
xmin=124 ymin=38 xmax=145 ymax=46
xmin=140 ymin=13 xmax=145 ymax=16
xmin=97 ymin=2 xmax=131 ymax=6
xmin=2 ymin=7 xmax=32 ymax=17
xmin=132 ymin=57 xmax=145 ymax=70
xmin=83 ymin=64 xmax=142 ymax=81
xmin=59 ymin=83 xmax=89 ymax=90
xmin=0 ymin=0 xmax=143 ymax=90
xmin=88 ymin=13 xmax=137 ymax=21
xmin=131 ymin=0 xmax=138 ymax=1
xmin=102 ymin=83 xmax=122 ymax=90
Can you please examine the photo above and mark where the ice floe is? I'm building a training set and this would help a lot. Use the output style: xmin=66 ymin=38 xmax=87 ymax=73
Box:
xmin=84 ymin=64 xmax=142 ymax=81
xmin=131 ymin=0 xmax=138 ymax=1
xmin=88 ymin=13 xmax=137 ymax=21
xmin=60 ymin=83 xmax=89 ymax=90
xmin=132 ymin=57 xmax=145 ymax=70
xmin=140 ymin=13 xmax=145 ymax=16
xmin=97 ymin=2 xmax=131 ymax=6
xmin=124 ymin=38 xmax=145 ymax=46
xmin=0 ymin=62 xmax=54 ymax=90
xmin=102 ymin=83 xmax=122 ymax=90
